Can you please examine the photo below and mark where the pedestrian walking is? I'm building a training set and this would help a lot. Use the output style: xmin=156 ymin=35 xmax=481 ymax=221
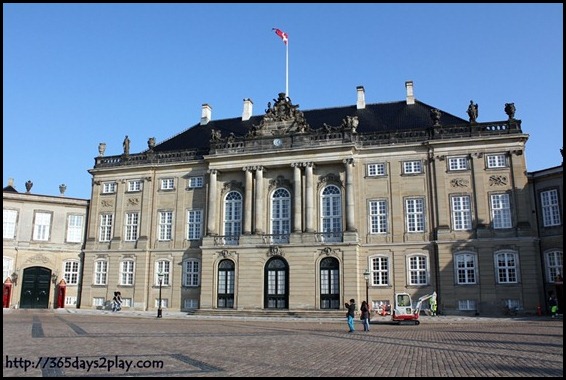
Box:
xmin=360 ymin=301 xmax=370 ymax=331
xmin=345 ymin=298 xmax=356 ymax=333
xmin=112 ymin=291 xmax=122 ymax=312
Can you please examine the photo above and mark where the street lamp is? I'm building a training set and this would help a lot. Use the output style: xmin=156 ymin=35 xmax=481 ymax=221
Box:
xmin=363 ymin=268 xmax=370 ymax=305
xmin=157 ymin=272 xmax=164 ymax=318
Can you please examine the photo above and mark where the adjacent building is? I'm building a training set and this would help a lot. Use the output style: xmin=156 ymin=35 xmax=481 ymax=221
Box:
xmin=3 ymin=179 xmax=89 ymax=309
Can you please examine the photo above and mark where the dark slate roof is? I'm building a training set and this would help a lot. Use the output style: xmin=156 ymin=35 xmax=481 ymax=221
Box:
xmin=3 ymin=185 xmax=18 ymax=193
xmin=152 ymin=99 xmax=467 ymax=153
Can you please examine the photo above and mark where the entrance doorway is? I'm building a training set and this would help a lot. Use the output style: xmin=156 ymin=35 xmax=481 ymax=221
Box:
xmin=19 ymin=267 xmax=52 ymax=309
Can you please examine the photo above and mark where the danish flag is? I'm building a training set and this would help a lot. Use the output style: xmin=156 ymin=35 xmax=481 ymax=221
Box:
xmin=272 ymin=28 xmax=288 ymax=45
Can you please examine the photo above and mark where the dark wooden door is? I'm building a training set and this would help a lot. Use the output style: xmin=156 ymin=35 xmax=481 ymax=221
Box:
xmin=20 ymin=267 xmax=51 ymax=309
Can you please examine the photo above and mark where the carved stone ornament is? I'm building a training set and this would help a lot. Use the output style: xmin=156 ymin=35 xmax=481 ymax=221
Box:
xmin=450 ymin=178 xmax=469 ymax=187
xmin=266 ymin=246 xmax=282 ymax=257
xmin=489 ymin=175 xmax=508 ymax=186
xmin=127 ymin=198 xmax=140 ymax=206
xmin=249 ymin=93 xmax=310 ymax=137
xmin=101 ymin=200 xmax=114 ymax=208
xmin=218 ymin=249 xmax=236 ymax=258
xmin=320 ymin=247 xmax=334 ymax=256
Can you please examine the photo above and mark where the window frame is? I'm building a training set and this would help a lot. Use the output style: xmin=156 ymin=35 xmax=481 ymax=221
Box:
xmin=407 ymin=254 xmax=429 ymax=286
xmin=102 ymin=182 xmax=117 ymax=194
xmin=33 ymin=211 xmax=52 ymax=241
xmin=540 ymin=189 xmax=561 ymax=227
xmin=368 ymin=199 xmax=388 ymax=234
xmin=183 ymin=259 xmax=200 ymax=287
xmin=186 ymin=209 xmax=203 ymax=240
xmin=454 ymin=252 xmax=477 ymax=285
xmin=3 ymin=209 xmax=18 ymax=239
xmin=63 ymin=260 xmax=80 ymax=285
xmin=494 ymin=250 xmax=519 ymax=284
xmin=486 ymin=154 xmax=507 ymax=169
xmin=367 ymin=163 xmax=387 ymax=177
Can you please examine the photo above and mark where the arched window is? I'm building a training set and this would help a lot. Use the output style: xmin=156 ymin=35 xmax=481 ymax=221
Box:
xmin=321 ymin=185 xmax=342 ymax=242
xmin=224 ymin=191 xmax=242 ymax=245
xmin=271 ymin=188 xmax=290 ymax=243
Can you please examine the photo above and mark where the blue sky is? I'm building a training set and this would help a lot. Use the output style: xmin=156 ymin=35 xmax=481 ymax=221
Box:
xmin=3 ymin=3 xmax=563 ymax=199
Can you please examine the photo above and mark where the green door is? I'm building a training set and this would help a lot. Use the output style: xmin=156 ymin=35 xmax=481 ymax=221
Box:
xmin=20 ymin=267 xmax=51 ymax=309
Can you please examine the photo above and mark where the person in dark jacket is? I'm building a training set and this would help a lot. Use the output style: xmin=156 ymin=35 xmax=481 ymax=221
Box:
xmin=345 ymin=298 xmax=356 ymax=332
xmin=360 ymin=301 xmax=370 ymax=331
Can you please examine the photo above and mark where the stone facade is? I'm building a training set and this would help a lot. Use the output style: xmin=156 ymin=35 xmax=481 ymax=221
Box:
xmin=7 ymin=85 xmax=561 ymax=317
xmin=3 ymin=182 xmax=89 ymax=309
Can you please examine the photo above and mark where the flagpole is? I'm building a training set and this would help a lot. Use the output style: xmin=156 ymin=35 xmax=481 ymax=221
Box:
xmin=285 ymin=40 xmax=289 ymax=98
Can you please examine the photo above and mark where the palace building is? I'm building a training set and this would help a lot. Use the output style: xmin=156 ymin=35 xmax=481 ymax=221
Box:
xmin=7 ymin=81 xmax=561 ymax=316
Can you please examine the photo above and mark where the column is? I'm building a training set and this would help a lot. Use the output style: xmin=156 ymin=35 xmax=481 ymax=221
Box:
xmin=243 ymin=167 xmax=253 ymax=235
xmin=343 ymin=158 xmax=356 ymax=232
xmin=292 ymin=163 xmax=302 ymax=232
xmin=207 ymin=169 xmax=218 ymax=235
xmin=254 ymin=166 xmax=264 ymax=234
xmin=305 ymin=162 xmax=315 ymax=232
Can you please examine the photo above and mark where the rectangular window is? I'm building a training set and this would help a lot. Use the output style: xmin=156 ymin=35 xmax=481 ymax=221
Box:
xmin=405 ymin=198 xmax=425 ymax=232
xmin=184 ymin=299 xmax=199 ymax=309
xmin=92 ymin=297 xmax=105 ymax=307
xmin=408 ymin=255 xmax=428 ymax=285
xmin=155 ymin=298 xmax=168 ymax=309
xmin=487 ymin=154 xmax=506 ymax=168
xmin=458 ymin=300 xmax=477 ymax=311
xmin=541 ymin=189 xmax=561 ymax=227
xmin=451 ymin=195 xmax=472 ymax=230
xmin=120 ymin=260 xmax=135 ymax=285
xmin=66 ymin=214 xmax=84 ymax=243
xmin=369 ymin=200 xmax=387 ymax=234
xmin=94 ymin=261 xmax=108 ymax=285
xmin=156 ymin=261 xmax=171 ymax=285
xmin=403 ymin=161 xmax=422 ymax=174
xmin=491 ymin=193 xmax=512 ymax=229
xmin=495 ymin=252 xmax=518 ymax=284
xmin=367 ymin=163 xmax=386 ymax=177
xmin=63 ymin=261 xmax=80 ymax=285
xmin=160 ymin=178 xmax=175 ymax=190
xmin=455 ymin=253 xmax=476 ymax=284
xmin=121 ymin=298 xmax=132 ymax=308
xmin=545 ymin=250 xmax=563 ymax=283
xmin=124 ymin=212 xmax=139 ymax=241
xmin=102 ymin=182 xmax=117 ymax=194
xmin=33 ymin=212 xmax=51 ymax=241
xmin=188 ymin=176 xmax=204 ymax=188
xmin=158 ymin=211 xmax=173 ymax=241
xmin=65 ymin=296 xmax=77 ymax=306
xmin=184 ymin=260 xmax=200 ymax=287
xmin=99 ymin=214 xmax=113 ymax=242
xmin=370 ymin=256 xmax=389 ymax=286
xmin=3 ymin=209 xmax=17 ymax=239
xmin=127 ymin=180 xmax=142 ymax=192
xmin=186 ymin=210 xmax=203 ymax=240
xmin=448 ymin=157 xmax=468 ymax=171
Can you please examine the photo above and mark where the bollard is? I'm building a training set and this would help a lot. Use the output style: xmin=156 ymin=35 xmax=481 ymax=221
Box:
xmin=536 ymin=304 xmax=542 ymax=316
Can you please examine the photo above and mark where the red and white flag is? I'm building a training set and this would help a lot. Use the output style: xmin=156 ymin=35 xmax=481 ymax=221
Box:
xmin=272 ymin=28 xmax=288 ymax=45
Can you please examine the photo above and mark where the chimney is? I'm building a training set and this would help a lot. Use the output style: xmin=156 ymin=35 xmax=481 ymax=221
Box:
xmin=200 ymin=104 xmax=212 ymax=125
xmin=405 ymin=80 xmax=415 ymax=105
xmin=8 ymin=178 xmax=14 ymax=187
xmin=242 ymin=98 xmax=253 ymax=121
xmin=356 ymin=86 xmax=366 ymax=109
